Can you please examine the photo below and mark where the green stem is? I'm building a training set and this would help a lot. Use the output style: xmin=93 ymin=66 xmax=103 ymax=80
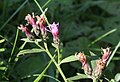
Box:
xmin=34 ymin=58 xmax=53 ymax=82
xmin=43 ymin=42 xmax=68 ymax=82
xmin=106 ymin=41 xmax=120 ymax=67
xmin=88 ymin=29 xmax=116 ymax=47
xmin=2 ymin=29 xmax=19 ymax=79
xmin=93 ymin=78 xmax=97 ymax=82
xmin=34 ymin=0 xmax=49 ymax=25
xmin=8 ymin=29 xmax=19 ymax=63
xmin=57 ymin=48 xmax=60 ymax=64
xmin=0 ymin=0 xmax=28 ymax=31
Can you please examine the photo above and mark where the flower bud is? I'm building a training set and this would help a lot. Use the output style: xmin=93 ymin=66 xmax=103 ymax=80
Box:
xmin=48 ymin=22 xmax=59 ymax=46
xmin=101 ymin=47 xmax=111 ymax=63
xmin=36 ymin=15 xmax=46 ymax=37
xmin=75 ymin=52 xmax=92 ymax=75
xmin=18 ymin=25 xmax=34 ymax=40
xmin=25 ymin=14 xmax=40 ymax=36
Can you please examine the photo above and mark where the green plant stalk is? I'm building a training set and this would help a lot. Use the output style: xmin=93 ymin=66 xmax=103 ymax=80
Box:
xmin=43 ymin=42 xmax=68 ymax=82
xmin=2 ymin=29 xmax=19 ymax=79
xmin=88 ymin=29 xmax=116 ymax=47
xmin=34 ymin=0 xmax=50 ymax=25
xmin=34 ymin=0 xmax=67 ymax=81
xmin=57 ymin=48 xmax=60 ymax=64
xmin=43 ymin=75 xmax=60 ymax=82
xmin=0 ymin=0 xmax=28 ymax=31
xmin=8 ymin=29 xmax=19 ymax=63
xmin=42 ymin=0 xmax=52 ymax=8
xmin=93 ymin=78 xmax=97 ymax=82
xmin=56 ymin=48 xmax=60 ymax=78
xmin=34 ymin=58 xmax=53 ymax=82
xmin=106 ymin=41 xmax=120 ymax=67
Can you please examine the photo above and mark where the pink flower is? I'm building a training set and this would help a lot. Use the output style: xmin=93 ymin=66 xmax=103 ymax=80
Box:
xmin=48 ymin=22 xmax=59 ymax=44
xmin=18 ymin=25 xmax=31 ymax=36
xmin=36 ymin=15 xmax=46 ymax=36
xmin=75 ymin=52 xmax=86 ymax=66
xmin=25 ymin=14 xmax=37 ymax=28
xmin=75 ymin=52 xmax=92 ymax=75
xmin=25 ymin=14 xmax=40 ymax=36
xmin=18 ymin=25 xmax=34 ymax=40
xmin=101 ymin=47 xmax=111 ymax=63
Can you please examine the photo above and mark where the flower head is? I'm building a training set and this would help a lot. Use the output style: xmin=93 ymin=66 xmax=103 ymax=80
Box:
xmin=75 ymin=52 xmax=92 ymax=75
xmin=101 ymin=47 xmax=111 ymax=63
xmin=75 ymin=52 xmax=86 ymax=66
xmin=18 ymin=25 xmax=30 ymax=36
xmin=36 ymin=15 xmax=46 ymax=36
xmin=48 ymin=22 xmax=59 ymax=45
xmin=25 ymin=14 xmax=37 ymax=28
xmin=25 ymin=14 xmax=40 ymax=36
xmin=18 ymin=25 xmax=34 ymax=40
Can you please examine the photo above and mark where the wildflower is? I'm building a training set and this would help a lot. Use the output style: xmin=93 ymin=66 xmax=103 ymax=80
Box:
xmin=92 ymin=59 xmax=105 ymax=79
xmin=48 ymin=22 xmax=59 ymax=46
xmin=36 ymin=8 xmax=47 ymax=38
xmin=25 ymin=14 xmax=40 ymax=36
xmin=101 ymin=47 xmax=111 ymax=63
xmin=36 ymin=15 xmax=46 ymax=37
xmin=18 ymin=25 xmax=34 ymax=40
xmin=92 ymin=48 xmax=111 ymax=79
xmin=75 ymin=52 xmax=92 ymax=75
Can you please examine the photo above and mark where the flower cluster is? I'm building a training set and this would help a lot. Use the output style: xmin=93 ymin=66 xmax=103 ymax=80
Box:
xmin=18 ymin=10 xmax=60 ymax=46
xmin=75 ymin=47 xmax=111 ymax=79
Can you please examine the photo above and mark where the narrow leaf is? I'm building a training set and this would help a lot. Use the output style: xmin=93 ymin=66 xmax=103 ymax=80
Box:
xmin=67 ymin=74 xmax=89 ymax=81
xmin=21 ymin=38 xmax=42 ymax=43
xmin=115 ymin=73 xmax=120 ymax=82
xmin=0 ymin=39 xmax=5 ymax=43
xmin=0 ymin=67 xmax=6 ymax=70
xmin=106 ymin=41 xmax=120 ymax=67
xmin=0 ymin=48 xmax=6 ymax=52
xmin=17 ymin=48 xmax=44 ymax=56
xmin=60 ymin=55 xmax=78 ymax=65
xmin=88 ymin=29 xmax=116 ymax=47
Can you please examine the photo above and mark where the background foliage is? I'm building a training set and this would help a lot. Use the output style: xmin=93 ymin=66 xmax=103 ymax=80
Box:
xmin=0 ymin=0 xmax=120 ymax=82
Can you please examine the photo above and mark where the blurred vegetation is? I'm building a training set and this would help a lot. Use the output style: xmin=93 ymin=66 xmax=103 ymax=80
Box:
xmin=0 ymin=0 xmax=120 ymax=82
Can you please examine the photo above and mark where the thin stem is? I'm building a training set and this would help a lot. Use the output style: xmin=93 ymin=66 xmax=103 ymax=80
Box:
xmin=43 ymin=42 xmax=68 ymax=82
xmin=35 ymin=41 xmax=45 ymax=50
xmin=88 ymin=29 xmax=116 ymax=47
xmin=0 ymin=0 xmax=28 ymax=31
xmin=34 ymin=58 xmax=53 ymax=82
xmin=34 ymin=0 xmax=50 ymax=25
xmin=93 ymin=78 xmax=97 ymax=82
xmin=2 ymin=29 xmax=19 ymax=79
xmin=57 ymin=48 xmax=60 ymax=64
xmin=42 ymin=0 xmax=52 ymax=9
xmin=106 ymin=41 xmax=120 ymax=67
xmin=7 ymin=29 xmax=19 ymax=77
xmin=8 ymin=29 xmax=19 ymax=63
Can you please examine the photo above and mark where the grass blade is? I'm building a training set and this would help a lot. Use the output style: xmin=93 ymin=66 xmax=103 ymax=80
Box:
xmin=106 ymin=41 xmax=120 ymax=67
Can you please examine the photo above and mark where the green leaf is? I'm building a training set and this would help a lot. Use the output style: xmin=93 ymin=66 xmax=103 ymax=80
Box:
xmin=0 ymin=48 xmax=6 ymax=52
xmin=89 ymin=51 xmax=98 ymax=69
xmin=15 ymin=54 xmax=47 ymax=80
xmin=0 ymin=66 xmax=6 ymax=70
xmin=67 ymin=74 xmax=89 ymax=81
xmin=17 ymin=48 xmax=44 ymax=56
xmin=0 ymin=39 xmax=5 ymax=43
xmin=51 ymin=43 xmax=57 ymax=49
xmin=60 ymin=55 xmax=78 ymax=65
xmin=115 ymin=73 xmax=120 ymax=82
xmin=21 ymin=38 xmax=42 ymax=43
